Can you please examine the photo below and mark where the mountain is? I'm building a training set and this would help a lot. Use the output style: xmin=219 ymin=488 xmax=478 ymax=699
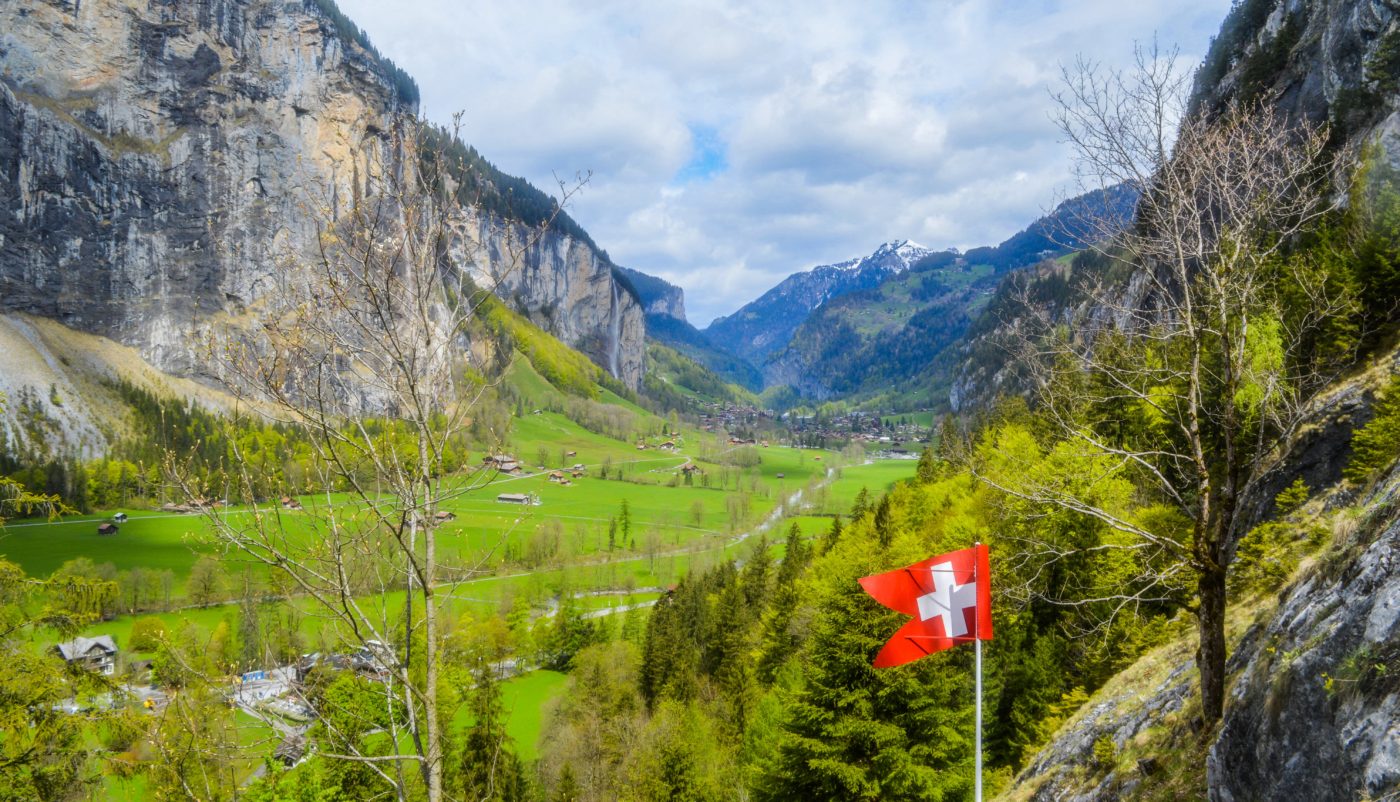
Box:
xmin=614 ymin=265 xmax=686 ymax=322
xmin=763 ymin=185 xmax=1136 ymax=402
xmin=0 ymin=0 xmax=644 ymax=408
xmin=703 ymin=240 xmax=935 ymax=368
xmin=611 ymin=264 xmax=764 ymax=391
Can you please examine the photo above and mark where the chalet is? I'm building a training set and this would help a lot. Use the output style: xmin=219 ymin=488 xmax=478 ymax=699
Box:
xmin=565 ymin=450 xmax=577 ymax=458
xmin=659 ymin=441 xmax=676 ymax=451
xmin=433 ymin=511 xmax=457 ymax=522
xmin=160 ymin=502 xmax=194 ymax=514
xmin=775 ymin=473 xmax=785 ymax=479
xmin=572 ymin=463 xmax=586 ymax=471
xmin=560 ymin=479 xmax=573 ymax=487
xmin=548 ymin=471 xmax=566 ymax=483
xmin=97 ymin=522 xmax=118 ymax=536
xmin=570 ymin=470 xmax=584 ymax=478
xmin=680 ymin=463 xmax=703 ymax=475
xmin=112 ymin=512 xmax=128 ymax=523
xmin=496 ymin=493 xmax=534 ymax=505
xmin=53 ymin=635 xmax=118 ymax=675
xmin=636 ymin=443 xmax=648 ymax=450
xmin=274 ymin=733 xmax=307 ymax=767
xmin=280 ymin=496 xmax=303 ymax=511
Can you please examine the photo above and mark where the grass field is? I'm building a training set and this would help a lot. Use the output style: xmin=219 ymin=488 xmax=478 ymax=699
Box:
xmin=2 ymin=382 xmax=894 ymax=784
xmin=818 ymin=459 xmax=918 ymax=516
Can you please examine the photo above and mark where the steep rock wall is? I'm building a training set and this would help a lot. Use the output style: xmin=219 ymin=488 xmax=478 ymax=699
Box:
xmin=0 ymin=0 xmax=642 ymax=393
xmin=457 ymin=212 xmax=644 ymax=389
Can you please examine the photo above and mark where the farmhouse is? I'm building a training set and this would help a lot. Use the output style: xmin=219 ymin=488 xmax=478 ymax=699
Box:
xmin=97 ymin=522 xmax=118 ymax=536
xmin=274 ymin=733 xmax=307 ymax=766
xmin=53 ymin=635 xmax=118 ymax=675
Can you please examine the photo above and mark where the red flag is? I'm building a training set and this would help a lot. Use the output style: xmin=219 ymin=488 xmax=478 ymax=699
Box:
xmin=858 ymin=544 xmax=992 ymax=668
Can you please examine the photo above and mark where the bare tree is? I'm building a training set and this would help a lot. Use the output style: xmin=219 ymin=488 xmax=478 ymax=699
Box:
xmin=978 ymin=44 xmax=1354 ymax=725
xmin=170 ymin=115 xmax=580 ymax=800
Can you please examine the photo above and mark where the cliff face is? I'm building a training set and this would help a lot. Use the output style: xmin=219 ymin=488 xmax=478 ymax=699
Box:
xmin=614 ymin=264 xmax=686 ymax=322
xmin=457 ymin=213 xmax=645 ymax=389
xmin=1193 ymin=0 xmax=1400 ymax=170
xmin=0 ymin=0 xmax=643 ymax=391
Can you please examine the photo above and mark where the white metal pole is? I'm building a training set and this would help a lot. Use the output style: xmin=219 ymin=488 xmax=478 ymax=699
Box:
xmin=974 ymin=539 xmax=984 ymax=802
xmin=975 ymin=634 xmax=983 ymax=802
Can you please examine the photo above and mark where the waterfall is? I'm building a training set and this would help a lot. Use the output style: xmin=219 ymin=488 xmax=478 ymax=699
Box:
xmin=608 ymin=279 xmax=623 ymax=379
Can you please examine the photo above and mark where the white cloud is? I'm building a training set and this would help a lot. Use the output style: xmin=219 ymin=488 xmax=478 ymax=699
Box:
xmin=336 ymin=0 xmax=1232 ymax=325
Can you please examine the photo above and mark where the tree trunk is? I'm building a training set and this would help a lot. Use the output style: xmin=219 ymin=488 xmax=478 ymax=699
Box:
xmin=1195 ymin=564 xmax=1228 ymax=726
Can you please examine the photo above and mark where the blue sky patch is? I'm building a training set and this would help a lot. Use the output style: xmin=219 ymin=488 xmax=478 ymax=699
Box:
xmin=673 ymin=125 xmax=728 ymax=184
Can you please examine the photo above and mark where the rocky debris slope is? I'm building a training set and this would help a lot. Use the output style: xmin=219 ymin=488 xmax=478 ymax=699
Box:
xmin=0 ymin=0 xmax=642 ymax=394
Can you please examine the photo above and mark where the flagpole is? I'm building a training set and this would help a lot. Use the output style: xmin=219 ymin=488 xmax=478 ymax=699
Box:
xmin=974 ymin=541 xmax=983 ymax=802
xmin=975 ymin=632 xmax=983 ymax=802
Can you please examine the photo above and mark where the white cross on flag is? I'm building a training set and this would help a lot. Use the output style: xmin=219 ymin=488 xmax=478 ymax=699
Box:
xmin=858 ymin=544 xmax=992 ymax=667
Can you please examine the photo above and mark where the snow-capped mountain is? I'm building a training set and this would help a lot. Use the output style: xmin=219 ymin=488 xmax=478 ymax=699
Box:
xmin=703 ymin=240 xmax=936 ymax=366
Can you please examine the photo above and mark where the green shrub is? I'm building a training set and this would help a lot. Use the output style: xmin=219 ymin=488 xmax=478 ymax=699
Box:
xmin=128 ymin=616 xmax=168 ymax=653
xmin=1346 ymin=374 xmax=1400 ymax=484
xmin=1092 ymin=735 xmax=1118 ymax=769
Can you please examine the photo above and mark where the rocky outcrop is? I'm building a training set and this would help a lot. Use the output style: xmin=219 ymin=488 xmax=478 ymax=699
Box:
xmin=457 ymin=213 xmax=645 ymax=389
xmin=0 ymin=0 xmax=643 ymax=391
xmin=615 ymin=264 xmax=686 ymax=322
xmin=1193 ymin=0 xmax=1400 ymax=172
xmin=997 ymin=348 xmax=1400 ymax=802
xmin=1210 ymin=473 xmax=1400 ymax=802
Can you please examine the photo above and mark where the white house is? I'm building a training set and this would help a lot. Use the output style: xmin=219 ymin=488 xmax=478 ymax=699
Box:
xmin=54 ymin=635 xmax=118 ymax=675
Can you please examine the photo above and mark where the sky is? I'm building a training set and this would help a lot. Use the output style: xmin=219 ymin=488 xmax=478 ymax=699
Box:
xmin=336 ymin=0 xmax=1233 ymax=326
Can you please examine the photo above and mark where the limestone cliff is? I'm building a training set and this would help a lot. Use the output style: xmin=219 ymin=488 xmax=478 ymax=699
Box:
xmin=0 ymin=0 xmax=643 ymax=397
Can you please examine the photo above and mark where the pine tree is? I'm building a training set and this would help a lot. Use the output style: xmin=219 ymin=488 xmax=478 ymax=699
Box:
xmin=553 ymin=765 xmax=580 ymax=802
xmin=460 ymin=664 xmax=528 ymax=802
xmin=851 ymin=487 xmax=870 ymax=519
xmin=916 ymin=447 xmax=938 ymax=484
xmin=820 ymin=515 xmax=844 ymax=555
xmin=753 ymin=556 xmax=973 ymax=801
xmin=873 ymin=495 xmax=893 ymax=547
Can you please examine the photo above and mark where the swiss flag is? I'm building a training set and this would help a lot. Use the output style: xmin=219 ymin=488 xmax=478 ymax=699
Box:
xmin=858 ymin=544 xmax=992 ymax=668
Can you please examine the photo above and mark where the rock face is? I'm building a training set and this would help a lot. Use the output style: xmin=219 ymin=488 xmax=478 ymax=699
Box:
xmin=1208 ymin=476 xmax=1400 ymax=801
xmin=1193 ymin=0 xmax=1400 ymax=172
xmin=615 ymin=264 xmax=686 ymax=322
xmin=0 ymin=0 xmax=643 ymax=390
xmin=457 ymin=214 xmax=644 ymax=389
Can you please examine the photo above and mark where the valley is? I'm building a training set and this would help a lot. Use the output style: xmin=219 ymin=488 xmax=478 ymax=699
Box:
xmin=3 ymin=1 xmax=1400 ymax=801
